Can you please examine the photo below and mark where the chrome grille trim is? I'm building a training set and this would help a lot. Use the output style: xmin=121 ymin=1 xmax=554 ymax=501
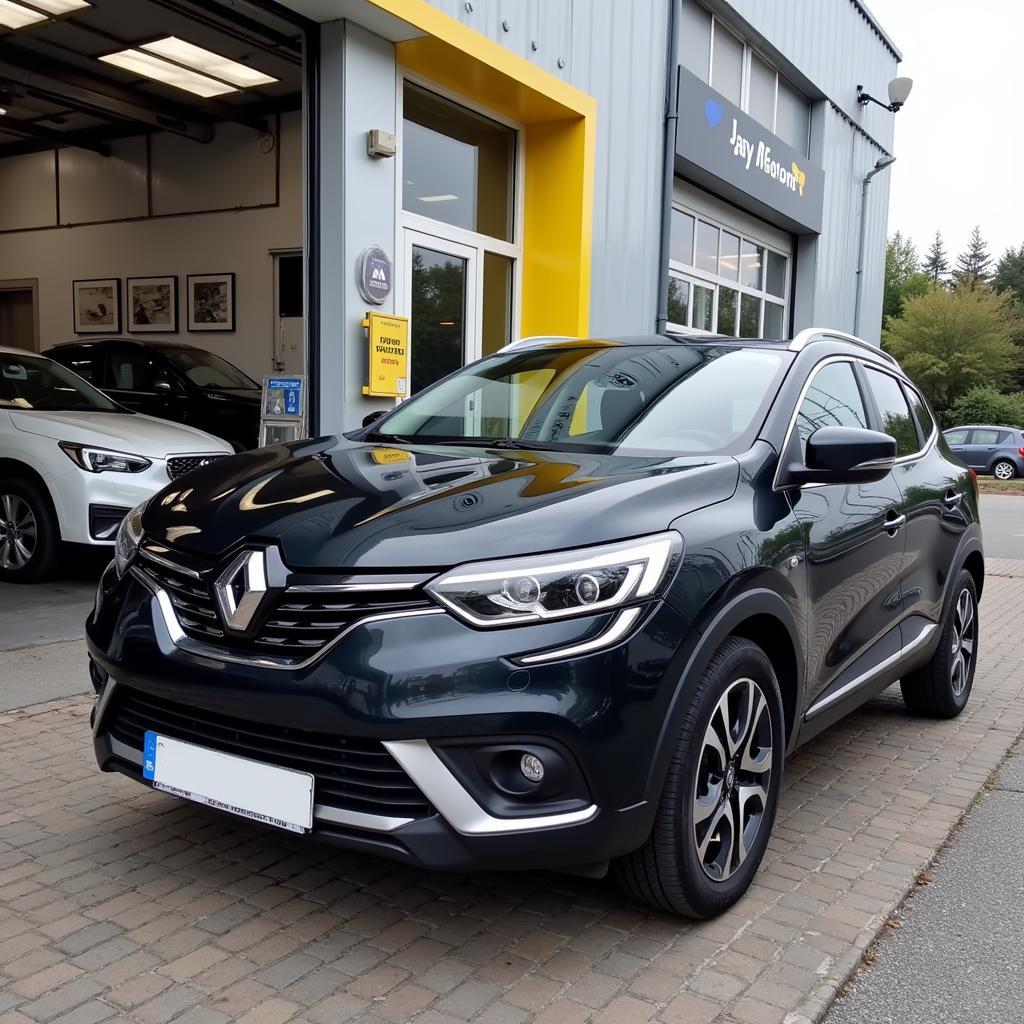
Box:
xmin=132 ymin=565 xmax=445 ymax=670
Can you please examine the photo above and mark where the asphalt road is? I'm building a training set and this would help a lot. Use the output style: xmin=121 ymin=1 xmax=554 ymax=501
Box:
xmin=825 ymin=743 xmax=1024 ymax=1024
xmin=978 ymin=493 xmax=1024 ymax=559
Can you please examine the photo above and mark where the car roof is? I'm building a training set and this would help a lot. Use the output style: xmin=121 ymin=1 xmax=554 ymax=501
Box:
xmin=45 ymin=338 xmax=202 ymax=351
xmin=943 ymin=424 xmax=1021 ymax=432
xmin=0 ymin=346 xmax=53 ymax=358
xmin=505 ymin=329 xmax=898 ymax=368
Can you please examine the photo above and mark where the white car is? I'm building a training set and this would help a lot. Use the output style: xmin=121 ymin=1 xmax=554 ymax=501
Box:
xmin=0 ymin=347 xmax=233 ymax=582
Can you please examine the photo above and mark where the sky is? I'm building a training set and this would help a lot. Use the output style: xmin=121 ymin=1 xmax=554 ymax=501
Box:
xmin=868 ymin=0 xmax=1024 ymax=267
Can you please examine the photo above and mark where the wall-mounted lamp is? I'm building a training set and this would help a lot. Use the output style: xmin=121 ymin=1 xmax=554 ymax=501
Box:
xmin=857 ymin=77 xmax=914 ymax=113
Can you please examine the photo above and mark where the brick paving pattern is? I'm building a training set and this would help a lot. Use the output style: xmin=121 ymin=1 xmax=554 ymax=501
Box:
xmin=1 ymin=558 xmax=1023 ymax=1024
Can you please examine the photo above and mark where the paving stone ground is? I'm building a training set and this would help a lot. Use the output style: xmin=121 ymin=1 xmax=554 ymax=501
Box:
xmin=2 ymin=559 xmax=1024 ymax=1024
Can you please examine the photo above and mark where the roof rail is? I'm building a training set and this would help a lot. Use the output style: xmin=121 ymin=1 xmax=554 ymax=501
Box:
xmin=788 ymin=327 xmax=898 ymax=366
xmin=498 ymin=335 xmax=579 ymax=352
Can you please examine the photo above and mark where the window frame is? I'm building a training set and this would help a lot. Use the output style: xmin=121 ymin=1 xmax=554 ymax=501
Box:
xmin=667 ymin=203 xmax=790 ymax=338
xmin=706 ymin=11 xmax=809 ymax=154
xmin=858 ymin=363 xmax=937 ymax=462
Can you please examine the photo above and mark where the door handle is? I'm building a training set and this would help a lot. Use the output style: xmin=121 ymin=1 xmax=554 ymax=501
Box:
xmin=883 ymin=511 xmax=906 ymax=535
xmin=943 ymin=491 xmax=962 ymax=509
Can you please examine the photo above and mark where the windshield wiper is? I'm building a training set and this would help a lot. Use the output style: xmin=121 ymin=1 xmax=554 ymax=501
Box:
xmin=362 ymin=432 xmax=552 ymax=451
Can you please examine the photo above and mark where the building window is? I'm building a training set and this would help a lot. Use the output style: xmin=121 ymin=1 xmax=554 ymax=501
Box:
xmin=680 ymin=2 xmax=810 ymax=156
xmin=667 ymin=205 xmax=789 ymax=339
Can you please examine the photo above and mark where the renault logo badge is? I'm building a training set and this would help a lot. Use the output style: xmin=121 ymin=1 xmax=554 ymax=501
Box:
xmin=214 ymin=549 xmax=268 ymax=631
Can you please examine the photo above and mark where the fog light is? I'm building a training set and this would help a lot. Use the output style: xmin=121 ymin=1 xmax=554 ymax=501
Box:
xmin=520 ymin=753 xmax=545 ymax=783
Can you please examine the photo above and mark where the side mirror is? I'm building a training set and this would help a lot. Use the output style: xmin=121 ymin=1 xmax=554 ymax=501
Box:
xmin=779 ymin=426 xmax=897 ymax=487
xmin=154 ymin=378 xmax=177 ymax=394
xmin=362 ymin=409 xmax=386 ymax=428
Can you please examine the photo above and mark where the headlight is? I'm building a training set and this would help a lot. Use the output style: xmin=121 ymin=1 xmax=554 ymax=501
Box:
xmin=426 ymin=532 xmax=682 ymax=627
xmin=59 ymin=441 xmax=151 ymax=474
xmin=114 ymin=500 xmax=148 ymax=576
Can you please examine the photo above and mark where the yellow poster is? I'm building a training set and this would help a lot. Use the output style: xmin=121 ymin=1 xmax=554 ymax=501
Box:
xmin=362 ymin=313 xmax=409 ymax=398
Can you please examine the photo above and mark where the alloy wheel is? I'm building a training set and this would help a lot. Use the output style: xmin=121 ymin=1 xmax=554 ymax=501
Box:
xmin=0 ymin=493 xmax=37 ymax=570
xmin=994 ymin=461 xmax=1015 ymax=481
xmin=950 ymin=587 xmax=976 ymax=697
xmin=692 ymin=677 xmax=773 ymax=881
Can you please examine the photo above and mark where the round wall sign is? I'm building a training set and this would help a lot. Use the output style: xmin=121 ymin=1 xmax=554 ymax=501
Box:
xmin=357 ymin=246 xmax=392 ymax=305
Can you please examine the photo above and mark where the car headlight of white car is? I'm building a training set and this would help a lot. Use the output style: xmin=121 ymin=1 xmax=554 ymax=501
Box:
xmin=114 ymin=500 xmax=148 ymax=577
xmin=425 ymin=532 xmax=682 ymax=627
xmin=58 ymin=441 xmax=151 ymax=474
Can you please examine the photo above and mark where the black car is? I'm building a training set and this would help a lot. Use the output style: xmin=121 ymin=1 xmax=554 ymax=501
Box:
xmin=44 ymin=338 xmax=261 ymax=451
xmin=86 ymin=329 xmax=983 ymax=918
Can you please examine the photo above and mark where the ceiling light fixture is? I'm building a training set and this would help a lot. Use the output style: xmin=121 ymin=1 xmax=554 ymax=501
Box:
xmin=21 ymin=0 xmax=91 ymax=13
xmin=418 ymin=194 xmax=458 ymax=203
xmin=140 ymin=36 xmax=277 ymax=89
xmin=0 ymin=1 xmax=47 ymax=29
xmin=99 ymin=49 xmax=237 ymax=97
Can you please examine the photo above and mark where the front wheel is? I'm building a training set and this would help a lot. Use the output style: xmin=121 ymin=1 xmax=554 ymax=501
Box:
xmin=0 ymin=479 xmax=60 ymax=583
xmin=614 ymin=637 xmax=784 ymax=918
xmin=900 ymin=569 xmax=978 ymax=718
xmin=993 ymin=460 xmax=1016 ymax=481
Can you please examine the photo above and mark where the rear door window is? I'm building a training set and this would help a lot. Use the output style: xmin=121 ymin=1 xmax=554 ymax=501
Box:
xmin=903 ymin=384 xmax=935 ymax=446
xmin=971 ymin=429 xmax=1007 ymax=445
xmin=944 ymin=429 xmax=969 ymax=445
xmin=863 ymin=367 xmax=918 ymax=457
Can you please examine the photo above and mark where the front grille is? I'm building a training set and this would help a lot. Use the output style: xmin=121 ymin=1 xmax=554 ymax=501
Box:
xmin=167 ymin=454 xmax=230 ymax=480
xmin=106 ymin=689 xmax=434 ymax=820
xmin=135 ymin=545 xmax=433 ymax=660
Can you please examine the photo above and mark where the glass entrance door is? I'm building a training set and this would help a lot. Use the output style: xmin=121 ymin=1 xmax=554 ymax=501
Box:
xmin=404 ymin=231 xmax=478 ymax=395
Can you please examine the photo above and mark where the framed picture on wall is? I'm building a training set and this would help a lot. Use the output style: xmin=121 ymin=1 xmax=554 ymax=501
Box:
xmin=127 ymin=276 xmax=178 ymax=333
xmin=72 ymin=278 xmax=121 ymax=334
xmin=187 ymin=273 xmax=235 ymax=332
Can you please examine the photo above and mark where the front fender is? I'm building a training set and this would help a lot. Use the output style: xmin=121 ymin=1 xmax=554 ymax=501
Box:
xmin=641 ymin=583 xmax=804 ymax=805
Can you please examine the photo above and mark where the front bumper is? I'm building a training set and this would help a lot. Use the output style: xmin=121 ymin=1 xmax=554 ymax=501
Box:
xmin=87 ymin=560 xmax=697 ymax=871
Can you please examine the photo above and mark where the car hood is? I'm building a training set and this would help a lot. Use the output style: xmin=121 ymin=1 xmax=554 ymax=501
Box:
xmin=141 ymin=436 xmax=740 ymax=569
xmin=11 ymin=409 xmax=231 ymax=456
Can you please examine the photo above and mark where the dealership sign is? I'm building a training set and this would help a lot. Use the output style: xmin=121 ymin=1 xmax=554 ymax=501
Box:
xmin=675 ymin=67 xmax=824 ymax=234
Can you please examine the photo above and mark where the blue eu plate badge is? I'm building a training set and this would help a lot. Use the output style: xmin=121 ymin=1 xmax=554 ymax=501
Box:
xmin=143 ymin=730 xmax=158 ymax=780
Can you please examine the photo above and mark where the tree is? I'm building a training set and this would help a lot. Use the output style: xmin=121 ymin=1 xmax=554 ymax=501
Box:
xmin=993 ymin=245 xmax=1024 ymax=309
xmin=947 ymin=385 xmax=1024 ymax=429
xmin=922 ymin=230 xmax=950 ymax=284
xmin=882 ymin=232 xmax=930 ymax=324
xmin=881 ymin=284 xmax=1024 ymax=415
xmin=953 ymin=225 xmax=993 ymax=289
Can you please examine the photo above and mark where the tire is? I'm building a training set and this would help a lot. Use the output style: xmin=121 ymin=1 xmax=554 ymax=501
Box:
xmin=613 ymin=636 xmax=785 ymax=918
xmin=992 ymin=460 xmax=1016 ymax=481
xmin=0 ymin=477 xmax=61 ymax=583
xmin=900 ymin=569 xmax=978 ymax=718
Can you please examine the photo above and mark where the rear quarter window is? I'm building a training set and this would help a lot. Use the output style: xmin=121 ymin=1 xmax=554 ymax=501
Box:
xmin=863 ymin=367 xmax=919 ymax=457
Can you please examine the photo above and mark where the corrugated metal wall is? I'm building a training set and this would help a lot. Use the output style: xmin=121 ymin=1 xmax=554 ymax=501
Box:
xmin=426 ymin=0 xmax=669 ymax=335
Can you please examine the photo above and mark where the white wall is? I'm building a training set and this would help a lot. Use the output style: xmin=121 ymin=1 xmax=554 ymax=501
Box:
xmin=0 ymin=112 xmax=302 ymax=381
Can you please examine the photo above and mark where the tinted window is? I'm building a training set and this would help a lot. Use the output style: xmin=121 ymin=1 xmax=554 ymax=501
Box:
xmin=796 ymin=361 xmax=867 ymax=452
xmin=864 ymin=368 xmax=918 ymax=457
xmin=161 ymin=348 xmax=257 ymax=390
xmin=904 ymin=385 xmax=935 ymax=443
xmin=105 ymin=348 xmax=157 ymax=391
xmin=58 ymin=348 xmax=97 ymax=383
xmin=944 ymin=429 xmax=969 ymax=445
xmin=972 ymin=429 xmax=1007 ymax=445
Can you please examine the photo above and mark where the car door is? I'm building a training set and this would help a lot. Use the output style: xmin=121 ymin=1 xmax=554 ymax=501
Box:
xmin=785 ymin=358 xmax=906 ymax=712
xmin=962 ymin=428 xmax=1005 ymax=470
xmin=862 ymin=367 xmax=966 ymax=628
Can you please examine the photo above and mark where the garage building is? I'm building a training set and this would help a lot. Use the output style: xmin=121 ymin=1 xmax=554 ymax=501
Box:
xmin=0 ymin=0 xmax=901 ymax=438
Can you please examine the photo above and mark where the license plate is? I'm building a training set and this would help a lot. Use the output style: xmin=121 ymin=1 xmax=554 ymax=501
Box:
xmin=143 ymin=731 xmax=314 ymax=834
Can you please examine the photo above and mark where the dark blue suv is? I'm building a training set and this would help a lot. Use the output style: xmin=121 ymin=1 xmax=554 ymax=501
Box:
xmin=86 ymin=329 xmax=983 ymax=918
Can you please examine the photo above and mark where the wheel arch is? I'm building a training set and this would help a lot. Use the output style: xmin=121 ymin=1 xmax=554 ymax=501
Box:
xmin=0 ymin=457 xmax=54 ymax=502
xmin=644 ymin=587 xmax=804 ymax=804
xmin=961 ymin=547 xmax=985 ymax=603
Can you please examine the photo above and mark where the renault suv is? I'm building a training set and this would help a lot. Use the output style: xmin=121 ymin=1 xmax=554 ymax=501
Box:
xmin=86 ymin=329 xmax=983 ymax=918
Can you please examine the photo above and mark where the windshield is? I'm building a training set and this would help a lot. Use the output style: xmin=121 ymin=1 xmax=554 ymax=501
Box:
xmin=162 ymin=348 xmax=258 ymax=390
xmin=368 ymin=343 xmax=790 ymax=455
xmin=0 ymin=352 xmax=121 ymax=413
